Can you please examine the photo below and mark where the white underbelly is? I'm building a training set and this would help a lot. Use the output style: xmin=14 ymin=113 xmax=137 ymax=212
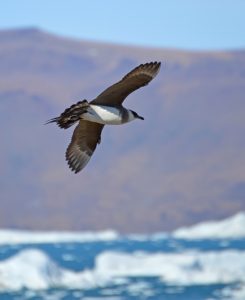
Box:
xmin=82 ymin=105 xmax=123 ymax=125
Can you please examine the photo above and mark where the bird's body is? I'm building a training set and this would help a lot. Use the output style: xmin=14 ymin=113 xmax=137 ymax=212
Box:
xmin=47 ymin=61 xmax=161 ymax=173
xmin=81 ymin=104 xmax=136 ymax=125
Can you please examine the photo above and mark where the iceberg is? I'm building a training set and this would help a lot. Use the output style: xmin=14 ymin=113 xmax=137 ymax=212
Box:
xmin=172 ymin=212 xmax=245 ymax=239
xmin=0 ymin=248 xmax=244 ymax=291
xmin=0 ymin=229 xmax=119 ymax=245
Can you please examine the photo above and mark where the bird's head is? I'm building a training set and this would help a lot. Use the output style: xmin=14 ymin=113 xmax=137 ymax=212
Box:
xmin=130 ymin=110 xmax=144 ymax=121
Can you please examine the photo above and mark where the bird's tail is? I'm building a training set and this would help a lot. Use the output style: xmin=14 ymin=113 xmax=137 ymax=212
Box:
xmin=46 ymin=100 xmax=89 ymax=129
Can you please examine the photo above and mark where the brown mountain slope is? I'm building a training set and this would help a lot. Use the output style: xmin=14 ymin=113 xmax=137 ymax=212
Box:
xmin=1 ymin=28 xmax=245 ymax=232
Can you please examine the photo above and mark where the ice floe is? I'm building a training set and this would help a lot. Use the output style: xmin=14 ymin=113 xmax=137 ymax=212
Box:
xmin=0 ymin=248 xmax=244 ymax=291
xmin=95 ymin=250 xmax=245 ymax=285
xmin=0 ymin=212 xmax=244 ymax=245
xmin=172 ymin=212 xmax=245 ymax=239
xmin=0 ymin=229 xmax=118 ymax=245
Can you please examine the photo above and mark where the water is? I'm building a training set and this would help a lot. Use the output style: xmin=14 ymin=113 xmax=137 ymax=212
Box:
xmin=0 ymin=213 xmax=244 ymax=300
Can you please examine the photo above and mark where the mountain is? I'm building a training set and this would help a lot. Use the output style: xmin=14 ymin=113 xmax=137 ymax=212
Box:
xmin=1 ymin=28 xmax=245 ymax=232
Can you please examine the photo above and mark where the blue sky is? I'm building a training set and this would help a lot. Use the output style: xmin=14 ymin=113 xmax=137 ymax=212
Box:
xmin=1 ymin=0 xmax=245 ymax=50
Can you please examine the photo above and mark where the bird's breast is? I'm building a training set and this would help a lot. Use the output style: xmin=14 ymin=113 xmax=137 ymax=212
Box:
xmin=82 ymin=105 xmax=123 ymax=125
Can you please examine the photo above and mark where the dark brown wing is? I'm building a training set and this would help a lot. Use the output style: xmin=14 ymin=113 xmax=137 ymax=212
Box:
xmin=91 ymin=61 xmax=161 ymax=106
xmin=66 ymin=120 xmax=104 ymax=173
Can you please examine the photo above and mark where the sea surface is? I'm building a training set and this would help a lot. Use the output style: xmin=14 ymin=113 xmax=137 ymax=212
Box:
xmin=0 ymin=213 xmax=245 ymax=300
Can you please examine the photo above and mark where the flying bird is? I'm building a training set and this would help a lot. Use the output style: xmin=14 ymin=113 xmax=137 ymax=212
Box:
xmin=47 ymin=61 xmax=161 ymax=173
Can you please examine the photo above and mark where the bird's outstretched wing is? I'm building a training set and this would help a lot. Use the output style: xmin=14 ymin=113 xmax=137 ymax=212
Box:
xmin=66 ymin=120 xmax=104 ymax=173
xmin=92 ymin=61 xmax=161 ymax=106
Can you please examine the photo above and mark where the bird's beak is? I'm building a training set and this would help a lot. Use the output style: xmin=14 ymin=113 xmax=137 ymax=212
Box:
xmin=138 ymin=115 xmax=144 ymax=120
